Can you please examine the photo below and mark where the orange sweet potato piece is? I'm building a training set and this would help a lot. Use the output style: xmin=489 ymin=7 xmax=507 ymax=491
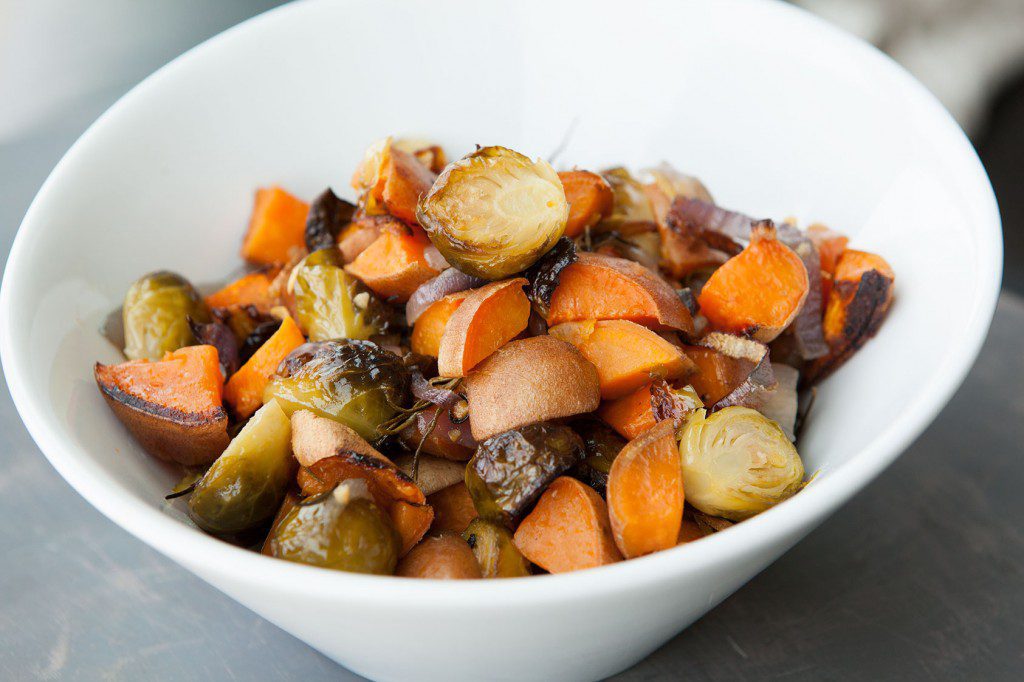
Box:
xmin=807 ymin=224 xmax=850 ymax=275
xmin=94 ymin=345 xmax=229 ymax=466
xmin=437 ymin=278 xmax=531 ymax=377
xmin=345 ymin=229 xmax=440 ymax=302
xmin=558 ymin=170 xmax=614 ymax=238
xmin=548 ymin=251 xmax=693 ymax=333
xmin=241 ymin=186 xmax=309 ymax=266
xmin=390 ymin=501 xmax=435 ymax=557
xmin=428 ymin=483 xmax=479 ymax=535
xmin=599 ymin=382 xmax=659 ymax=440
xmin=410 ymin=291 xmax=470 ymax=357
xmin=607 ymin=421 xmax=684 ymax=558
xmin=697 ymin=222 xmax=809 ymax=342
xmin=382 ymin=147 xmax=438 ymax=224
xmin=223 ymin=315 xmax=305 ymax=418
xmin=204 ymin=270 xmax=278 ymax=313
xmin=806 ymin=249 xmax=895 ymax=382
xmin=513 ymin=476 xmax=622 ymax=573
xmin=549 ymin=319 xmax=695 ymax=399
xmin=297 ymin=451 xmax=425 ymax=506
xmin=683 ymin=333 xmax=774 ymax=409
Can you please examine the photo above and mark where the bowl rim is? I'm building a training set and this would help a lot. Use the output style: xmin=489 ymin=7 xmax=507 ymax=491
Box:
xmin=0 ymin=0 xmax=1002 ymax=606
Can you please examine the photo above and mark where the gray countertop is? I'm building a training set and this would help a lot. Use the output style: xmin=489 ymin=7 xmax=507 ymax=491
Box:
xmin=2 ymin=5 xmax=1023 ymax=679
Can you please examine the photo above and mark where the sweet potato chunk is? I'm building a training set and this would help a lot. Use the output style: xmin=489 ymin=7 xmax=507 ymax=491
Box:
xmin=697 ymin=222 xmax=809 ymax=342
xmin=345 ymin=229 xmax=441 ymax=302
xmin=428 ymin=483 xmax=478 ymax=535
xmin=598 ymin=380 xmax=701 ymax=440
xmin=204 ymin=270 xmax=278 ymax=313
xmin=807 ymin=224 xmax=850 ymax=275
xmin=223 ymin=315 xmax=305 ymax=419
xmin=241 ymin=186 xmax=309 ymax=266
xmin=549 ymin=319 xmax=695 ymax=399
xmin=513 ymin=476 xmax=622 ymax=573
xmin=558 ymin=170 xmax=614 ymax=237
xmin=389 ymin=501 xmax=435 ymax=557
xmin=437 ymin=278 xmax=531 ymax=377
xmin=683 ymin=333 xmax=775 ymax=409
xmin=806 ymin=249 xmax=895 ymax=382
xmin=382 ymin=147 xmax=438 ymax=225
xmin=94 ymin=345 xmax=229 ymax=466
xmin=548 ymin=252 xmax=693 ymax=333
xmin=465 ymin=336 xmax=601 ymax=441
xmin=607 ymin=421 xmax=684 ymax=558
xmin=410 ymin=291 xmax=470 ymax=357
xmin=396 ymin=535 xmax=482 ymax=579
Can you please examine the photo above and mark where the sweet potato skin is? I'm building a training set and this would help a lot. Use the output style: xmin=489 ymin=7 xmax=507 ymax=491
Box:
xmin=396 ymin=535 xmax=482 ymax=579
xmin=466 ymin=336 xmax=601 ymax=441
xmin=437 ymin=278 xmax=530 ymax=377
xmin=548 ymin=252 xmax=694 ymax=333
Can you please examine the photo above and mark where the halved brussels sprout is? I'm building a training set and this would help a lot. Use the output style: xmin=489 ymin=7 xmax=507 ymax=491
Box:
xmin=262 ymin=339 xmax=410 ymax=441
xmin=679 ymin=407 xmax=804 ymax=521
xmin=462 ymin=518 xmax=532 ymax=578
xmin=187 ymin=399 xmax=294 ymax=535
xmin=123 ymin=271 xmax=210 ymax=360
xmin=417 ymin=146 xmax=568 ymax=280
xmin=466 ymin=423 xmax=584 ymax=527
xmin=267 ymin=479 xmax=400 ymax=574
xmin=292 ymin=248 xmax=391 ymax=341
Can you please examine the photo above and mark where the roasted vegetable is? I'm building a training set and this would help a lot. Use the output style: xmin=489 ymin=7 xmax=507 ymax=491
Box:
xmin=465 ymin=336 xmax=600 ymax=441
xmin=599 ymin=381 xmax=702 ymax=440
xmin=122 ymin=271 xmax=210 ymax=361
xmin=263 ymin=340 xmax=410 ymax=441
xmin=345 ymin=230 xmax=440 ymax=302
xmin=268 ymin=478 xmax=400 ymax=574
xmin=351 ymin=138 xmax=437 ymax=223
xmin=304 ymin=187 xmax=357 ymax=252
xmin=756 ymin=364 xmax=799 ymax=441
xmin=683 ymin=332 xmax=776 ymax=410
xmin=95 ymin=345 xmax=229 ymax=466
xmin=224 ymin=315 xmax=306 ymax=419
xmin=513 ymin=476 xmax=622 ymax=573
xmin=204 ymin=270 xmax=278 ymax=313
xmin=396 ymin=535 xmax=481 ymax=579
xmin=679 ymin=407 xmax=804 ymax=520
xmin=405 ymin=267 xmax=486 ymax=325
xmin=429 ymin=483 xmax=478 ymax=535
xmin=607 ymin=421 xmax=683 ymax=558
xmin=523 ymin=236 xmax=577 ymax=318
xmin=291 ymin=247 xmax=391 ymax=341
xmin=549 ymin=319 xmax=695 ymax=399
xmin=436 ymin=278 xmax=531 ymax=377
xmin=188 ymin=317 xmax=240 ymax=377
xmin=547 ymin=252 xmax=693 ymax=333
xmin=410 ymin=291 xmax=470 ymax=358
xmin=463 ymin=518 xmax=532 ymax=578
xmin=241 ymin=186 xmax=309 ymax=266
xmin=570 ymin=419 xmax=627 ymax=496
xmin=466 ymin=423 xmax=585 ymax=526
xmin=558 ymin=170 xmax=614 ymax=238
xmin=599 ymin=167 xmax=655 ymax=234
xmin=417 ymin=146 xmax=568 ymax=279
xmin=188 ymin=399 xmax=295 ymax=535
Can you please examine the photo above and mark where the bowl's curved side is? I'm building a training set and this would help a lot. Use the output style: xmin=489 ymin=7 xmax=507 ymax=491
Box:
xmin=0 ymin=0 xmax=1002 ymax=680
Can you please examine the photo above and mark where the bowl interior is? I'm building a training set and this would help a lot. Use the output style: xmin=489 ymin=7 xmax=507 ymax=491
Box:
xmin=1 ymin=0 xmax=1000 ymax=588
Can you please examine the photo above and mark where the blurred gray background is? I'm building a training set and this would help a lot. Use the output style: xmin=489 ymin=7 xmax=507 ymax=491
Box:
xmin=1 ymin=1 xmax=1023 ymax=680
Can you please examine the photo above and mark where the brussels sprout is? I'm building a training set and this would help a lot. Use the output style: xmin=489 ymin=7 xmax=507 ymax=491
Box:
xmin=417 ymin=146 xmax=568 ymax=280
xmin=679 ymin=407 xmax=804 ymax=521
xmin=188 ymin=400 xmax=294 ymax=535
xmin=292 ymin=248 xmax=391 ymax=341
xmin=263 ymin=340 xmax=410 ymax=441
xmin=570 ymin=419 xmax=627 ymax=496
xmin=268 ymin=479 xmax=400 ymax=574
xmin=462 ymin=518 xmax=532 ymax=578
xmin=466 ymin=423 xmax=584 ymax=526
xmin=599 ymin=168 xmax=655 ymax=233
xmin=123 ymin=271 xmax=210 ymax=360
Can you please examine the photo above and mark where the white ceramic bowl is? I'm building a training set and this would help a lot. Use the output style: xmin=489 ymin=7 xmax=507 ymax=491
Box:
xmin=0 ymin=0 xmax=1002 ymax=680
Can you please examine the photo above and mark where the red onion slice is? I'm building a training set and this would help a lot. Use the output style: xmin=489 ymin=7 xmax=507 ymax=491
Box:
xmin=405 ymin=268 xmax=486 ymax=324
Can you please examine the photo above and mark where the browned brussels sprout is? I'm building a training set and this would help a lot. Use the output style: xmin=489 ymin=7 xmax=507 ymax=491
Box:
xmin=570 ymin=419 xmax=627 ymax=496
xmin=462 ymin=518 xmax=532 ymax=578
xmin=262 ymin=339 xmax=410 ymax=441
xmin=123 ymin=271 xmax=210 ymax=360
xmin=466 ymin=423 xmax=584 ymax=526
xmin=417 ymin=146 xmax=568 ymax=279
xmin=267 ymin=479 xmax=400 ymax=574
xmin=187 ymin=400 xmax=294 ymax=535
xmin=292 ymin=247 xmax=392 ymax=341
